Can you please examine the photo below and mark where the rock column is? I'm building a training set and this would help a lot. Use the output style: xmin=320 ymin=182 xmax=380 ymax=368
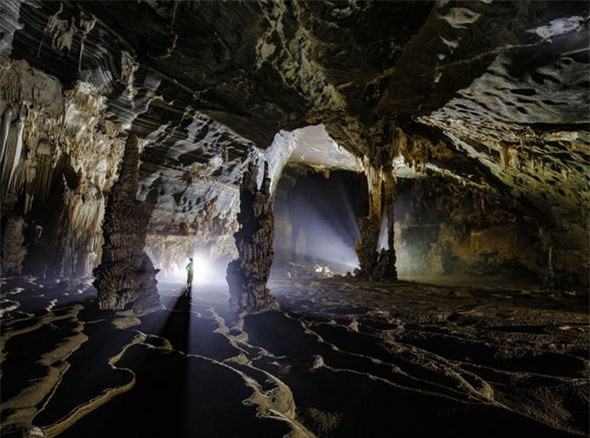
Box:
xmin=355 ymin=164 xmax=382 ymax=278
xmin=93 ymin=134 xmax=160 ymax=312
xmin=226 ymin=162 xmax=279 ymax=312
xmin=376 ymin=172 xmax=398 ymax=280
xmin=355 ymin=119 xmax=399 ymax=280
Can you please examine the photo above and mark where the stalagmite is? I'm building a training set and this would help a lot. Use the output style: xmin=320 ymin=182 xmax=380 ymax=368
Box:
xmin=93 ymin=134 xmax=160 ymax=312
xmin=546 ymin=245 xmax=556 ymax=289
xmin=226 ymin=161 xmax=279 ymax=312
xmin=1 ymin=214 xmax=27 ymax=275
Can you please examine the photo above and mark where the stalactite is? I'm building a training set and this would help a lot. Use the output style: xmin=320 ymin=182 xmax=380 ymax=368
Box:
xmin=20 ymin=149 xmax=56 ymax=215
xmin=45 ymin=3 xmax=75 ymax=54
xmin=56 ymin=181 xmax=105 ymax=278
xmin=226 ymin=161 xmax=279 ymax=312
xmin=77 ymin=15 xmax=97 ymax=72
xmin=9 ymin=118 xmax=24 ymax=185
xmin=1 ymin=113 xmax=26 ymax=200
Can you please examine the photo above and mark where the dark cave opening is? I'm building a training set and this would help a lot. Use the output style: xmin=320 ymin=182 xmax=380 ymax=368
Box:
xmin=271 ymin=169 xmax=545 ymax=285
xmin=272 ymin=168 xmax=368 ymax=279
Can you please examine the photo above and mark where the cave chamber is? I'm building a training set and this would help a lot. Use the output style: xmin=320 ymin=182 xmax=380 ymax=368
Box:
xmin=1 ymin=1 xmax=588 ymax=437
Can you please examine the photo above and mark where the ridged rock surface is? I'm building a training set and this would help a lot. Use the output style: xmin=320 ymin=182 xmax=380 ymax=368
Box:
xmin=227 ymin=162 xmax=279 ymax=312
xmin=0 ymin=0 xmax=588 ymax=290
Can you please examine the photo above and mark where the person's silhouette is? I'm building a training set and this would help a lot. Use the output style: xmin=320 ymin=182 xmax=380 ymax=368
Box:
xmin=185 ymin=257 xmax=194 ymax=294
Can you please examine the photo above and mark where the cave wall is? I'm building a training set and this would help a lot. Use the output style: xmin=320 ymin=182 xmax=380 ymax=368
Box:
xmin=139 ymin=128 xmax=300 ymax=279
xmin=0 ymin=53 xmax=304 ymax=285
xmin=0 ymin=0 xmax=587 ymax=297
xmin=394 ymin=178 xmax=588 ymax=290
xmin=0 ymin=58 xmax=125 ymax=279
xmin=385 ymin=124 xmax=589 ymax=290
xmin=272 ymin=129 xmax=587 ymax=290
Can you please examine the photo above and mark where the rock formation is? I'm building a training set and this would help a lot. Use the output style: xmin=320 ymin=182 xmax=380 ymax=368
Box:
xmin=0 ymin=2 xmax=589 ymax=435
xmin=93 ymin=134 xmax=160 ymax=311
xmin=355 ymin=120 xmax=399 ymax=280
xmin=1 ymin=214 xmax=27 ymax=275
xmin=0 ymin=0 xmax=587 ymax=299
xmin=227 ymin=162 xmax=279 ymax=312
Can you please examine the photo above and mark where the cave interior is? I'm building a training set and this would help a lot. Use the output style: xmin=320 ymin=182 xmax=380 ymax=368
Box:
xmin=1 ymin=1 xmax=589 ymax=437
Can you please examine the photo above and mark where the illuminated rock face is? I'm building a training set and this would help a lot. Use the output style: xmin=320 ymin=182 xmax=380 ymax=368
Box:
xmin=0 ymin=59 xmax=125 ymax=280
xmin=393 ymin=178 xmax=550 ymax=284
xmin=0 ymin=0 xmax=588 ymax=302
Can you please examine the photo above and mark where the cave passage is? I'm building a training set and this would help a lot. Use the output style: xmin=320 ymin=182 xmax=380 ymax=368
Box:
xmin=1 ymin=1 xmax=589 ymax=437
xmin=272 ymin=169 xmax=368 ymax=278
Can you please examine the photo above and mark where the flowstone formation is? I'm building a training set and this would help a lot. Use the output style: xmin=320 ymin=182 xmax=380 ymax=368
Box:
xmin=2 ymin=277 xmax=587 ymax=437
xmin=93 ymin=134 xmax=160 ymax=312
xmin=227 ymin=162 xmax=279 ymax=312
xmin=0 ymin=59 xmax=125 ymax=280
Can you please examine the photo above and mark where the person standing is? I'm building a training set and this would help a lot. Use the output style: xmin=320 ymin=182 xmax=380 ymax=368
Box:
xmin=186 ymin=257 xmax=194 ymax=291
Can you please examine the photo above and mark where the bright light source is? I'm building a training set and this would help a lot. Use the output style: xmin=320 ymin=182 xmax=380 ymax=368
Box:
xmin=192 ymin=253 xmax=212 ymax=284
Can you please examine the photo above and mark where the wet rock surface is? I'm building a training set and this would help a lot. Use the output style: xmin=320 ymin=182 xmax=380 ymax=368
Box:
xmin=1 ymin=277 xmax=587 ymax=437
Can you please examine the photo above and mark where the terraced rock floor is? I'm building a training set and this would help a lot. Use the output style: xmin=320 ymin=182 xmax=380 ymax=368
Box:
xmin=1 ymin=277 xmax=588 ymax=437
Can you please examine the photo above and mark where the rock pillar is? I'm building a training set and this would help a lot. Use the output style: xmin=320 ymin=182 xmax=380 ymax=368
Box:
xmin=1 ymin=214 xmax=27 ymax=275
xmin=226 ymin=162 xmax=279 ymax=312
xmin=355 ymin=164 xmax=382 ymax=278
xmin=377 ymin=172 xmax=398 ymax=280
xmin=354 ymin=119 xmax=399 ymax=280
xmin=93 ymin=134 xmax=160 ymax=312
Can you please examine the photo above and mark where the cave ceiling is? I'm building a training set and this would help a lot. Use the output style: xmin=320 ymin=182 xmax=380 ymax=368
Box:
xmin=2 ymin=0 xmax=589 ymax=236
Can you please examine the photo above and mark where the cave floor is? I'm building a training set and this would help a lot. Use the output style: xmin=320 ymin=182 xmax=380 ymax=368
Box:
xmin=1 ymin=276 xmax=588 ymax=437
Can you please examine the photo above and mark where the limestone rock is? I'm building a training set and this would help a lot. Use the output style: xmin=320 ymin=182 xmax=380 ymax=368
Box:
xmin=0 ymin=0 xmax=587 ymax=291
xmin=1 ymin=214 xmax=27 ymax=275
xmin=227 ymin=162 xmax=279 ymax=312
xmin=94 ymin=134 xmax=160 ymax=312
